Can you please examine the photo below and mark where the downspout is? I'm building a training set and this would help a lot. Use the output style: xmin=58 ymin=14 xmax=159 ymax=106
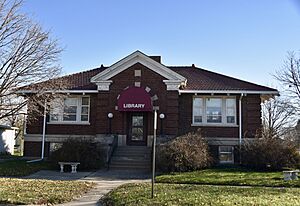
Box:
xmin=41 ymin=99 xmax=47 ymax=159
xmin=239 ymin=93 xmax=244 ymax=164
xmin=27 ymin=99 xmax=47 ymax=163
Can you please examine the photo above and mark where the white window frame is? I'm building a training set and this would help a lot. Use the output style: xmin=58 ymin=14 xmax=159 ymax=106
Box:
xmin=49 ymin=96 xmax=90 ymax=124
xmin=219 ymin=146 xmax=234 ymax=164
xmin=192 ymin=96 xmax=237 ymax=126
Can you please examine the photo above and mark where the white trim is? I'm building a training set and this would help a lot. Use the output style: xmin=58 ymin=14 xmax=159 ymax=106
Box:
xmin=47 ymin=122 xmax=90 ymax=125
xmin=17 ymin=90 xmax=99 ymax=94
xmin=179 ymin=90 xmax=279 ymax=95
xmin=90 ymin=51 xmax=186 ymax=91
xmin=191 ymin=123 xmax=238 ymax=127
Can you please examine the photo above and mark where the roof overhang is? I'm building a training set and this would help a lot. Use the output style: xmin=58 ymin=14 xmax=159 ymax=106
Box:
xmin=91 ymin=50 xmax=187 ymax=91
xmin=17 ymin=90 xmax=99 ymax=95
xmin=179 ymin=90 xmax=279 ymax=95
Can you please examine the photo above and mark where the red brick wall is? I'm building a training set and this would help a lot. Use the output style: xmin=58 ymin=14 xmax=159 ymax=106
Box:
xmin=24 ymin=141 xmax=50 ymax=157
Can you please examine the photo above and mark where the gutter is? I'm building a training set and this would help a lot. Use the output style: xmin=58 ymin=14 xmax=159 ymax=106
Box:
xmin=179 ymin=90 xmax=279 ymax=95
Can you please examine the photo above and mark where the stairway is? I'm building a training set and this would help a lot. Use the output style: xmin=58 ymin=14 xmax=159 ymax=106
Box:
xmin=109 ymin=146 xmax=151 ymax=171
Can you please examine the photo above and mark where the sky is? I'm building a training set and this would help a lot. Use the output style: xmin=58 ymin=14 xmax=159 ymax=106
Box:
xmin=22 ymin=0 xmax=300 ymax=89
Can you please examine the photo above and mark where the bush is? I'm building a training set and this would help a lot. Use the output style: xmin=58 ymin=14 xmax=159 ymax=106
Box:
xmin=156 ymin=131 xmax=212 ymax=173
xmin=241 ymin=137 xmax=300 ymax=171
xmin=50 ymin=139 xmax=105 ymax=170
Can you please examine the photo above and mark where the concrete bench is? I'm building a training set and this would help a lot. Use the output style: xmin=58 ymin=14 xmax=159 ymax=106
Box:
xmin=58 ymin=162 xmax=80 ymax=173
xmin=283 ymin=170 xmax=299 ymax=181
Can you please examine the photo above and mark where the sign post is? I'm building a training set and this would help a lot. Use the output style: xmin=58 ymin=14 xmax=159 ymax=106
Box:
xmin=151 ymin=109 xmax=157 ymax=198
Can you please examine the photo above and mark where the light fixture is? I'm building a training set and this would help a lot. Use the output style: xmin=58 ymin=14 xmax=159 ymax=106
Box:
xmin=108 ymin=113 xmax=113 ymax=119
xmin=159 ymin=113 xmax=165 ymax=119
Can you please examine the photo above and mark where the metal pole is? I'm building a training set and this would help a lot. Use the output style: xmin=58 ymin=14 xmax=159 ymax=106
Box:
xmin=152 ymin=110 xmax=157 ymax=198
xmin=239 ymin=94 xmax=243 ymax=164
xmin=41 ymin=100 xmax=47 ymax=159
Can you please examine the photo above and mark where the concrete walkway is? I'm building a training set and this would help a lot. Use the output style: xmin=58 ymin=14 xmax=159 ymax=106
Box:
xmin=25 ymin=169 xmax=151 ymax=206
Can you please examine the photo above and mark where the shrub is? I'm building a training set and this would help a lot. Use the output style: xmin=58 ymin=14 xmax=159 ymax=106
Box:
xmin=156 ymin=131 xmax=212 ymax=173
xmin=241 ymin=137 xmax=300 ymax=171
xmin=50 ymin=139 xmax=105 ymax=170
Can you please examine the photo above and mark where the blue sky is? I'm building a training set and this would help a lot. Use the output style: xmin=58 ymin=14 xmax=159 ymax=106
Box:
xmin=22 ymin=0 xmax=300 ymax=88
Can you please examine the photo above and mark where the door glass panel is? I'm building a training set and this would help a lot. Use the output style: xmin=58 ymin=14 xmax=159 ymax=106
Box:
xmin=131 ymin=115 xmax=144 ymax=141
xmin=132 ymin=116 xmax=143 ymax=126
xmin=131 ymin=128 xmax=143 ymax=141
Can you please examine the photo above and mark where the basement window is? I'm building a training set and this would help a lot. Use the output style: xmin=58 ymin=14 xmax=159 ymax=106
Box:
xmin=219 ymin=146 xmax=234 ymax=164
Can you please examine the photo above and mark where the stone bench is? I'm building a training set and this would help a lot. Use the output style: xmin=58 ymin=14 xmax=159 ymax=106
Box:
xmin=58 ymin=162 xmax=80 ymax=173
xmin=283 ymin=170 xmax=299 ymax=181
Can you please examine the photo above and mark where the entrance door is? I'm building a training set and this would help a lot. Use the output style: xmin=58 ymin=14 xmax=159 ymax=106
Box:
xmin=127 ymin=113 xmax=147 ymax=146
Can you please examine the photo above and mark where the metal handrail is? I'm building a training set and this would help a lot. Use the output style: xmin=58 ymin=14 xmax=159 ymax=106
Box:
xmin=106 ymin=134 xmax=118 ymax=170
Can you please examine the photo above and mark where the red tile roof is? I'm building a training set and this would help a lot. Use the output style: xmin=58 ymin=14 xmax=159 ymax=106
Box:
xmin=169 ymin=66 xmax=277 ymax=91
xmin=21 ymin=65 xmax=277 ymax=92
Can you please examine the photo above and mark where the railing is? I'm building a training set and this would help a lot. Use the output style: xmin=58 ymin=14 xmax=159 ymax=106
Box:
xmin=106 ymin=134 xmax=118 ymax=170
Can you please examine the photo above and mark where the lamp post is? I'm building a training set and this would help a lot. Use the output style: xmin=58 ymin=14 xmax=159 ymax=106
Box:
xmin=107 ymin=113 xmax=113 ymax=135
xmin=159 ymin=113 xmax=165 ymax=137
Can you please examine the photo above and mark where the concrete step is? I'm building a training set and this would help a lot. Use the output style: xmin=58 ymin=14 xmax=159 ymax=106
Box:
xmin=111 ymin=156 xmax=150 ymax=161
xmin=110 ymin=160 xmax=150 ymax=165
xmin=109 ymin=164 xmax=150 ymax=170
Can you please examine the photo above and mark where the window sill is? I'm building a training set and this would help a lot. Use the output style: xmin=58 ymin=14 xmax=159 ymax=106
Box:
xmin=47 ymin=122 xmax=90 ymax=125
xmin=191 ymin=123 xmax=238 ymax=127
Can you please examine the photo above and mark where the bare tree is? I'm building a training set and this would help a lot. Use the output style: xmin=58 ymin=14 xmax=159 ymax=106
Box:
xmin=0 ymin=0 xmax=67 ymax=123
xmin=275 ymin=52 xmax=300 ymax=109
xmin=261 ymin=96 xmax=297 ymax=138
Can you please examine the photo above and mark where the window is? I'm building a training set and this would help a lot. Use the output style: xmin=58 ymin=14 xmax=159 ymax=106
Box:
xmin=219 ymin=146 xmax=234 ymax=164
xmin=206 ymin=98 xmax=222 ymax=123
xmin=50 ymin=96 xmax=90 ymax=123
xmin=226 ymin=98 xmax=236 ymax=124
xmin=192 ymin=96 xmax=236 ymax=125
xmin=193 ymin=98 xmax=203 ymax=123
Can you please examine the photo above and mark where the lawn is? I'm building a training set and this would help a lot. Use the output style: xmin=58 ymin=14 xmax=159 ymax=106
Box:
xmin=0 ymin=178 xmax=94 ymax=205
xmin=101 ymin=183 xmax=300 ymax=206
xmin=0 ymin=159 xmax=56 ymax=177
xmin=156 ymin=167 xmax=300 ymax=187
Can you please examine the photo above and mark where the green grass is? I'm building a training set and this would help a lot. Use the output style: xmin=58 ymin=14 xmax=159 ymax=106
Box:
xmin=0 ymin=160 xmax=56 ymax=177
xmin=156 ymin=167 xmax=300 ymax=187
xmin=0 ymin=178 xmax=94 ymax=205
xmin=101 ymin=183 xmax=300 ymax=206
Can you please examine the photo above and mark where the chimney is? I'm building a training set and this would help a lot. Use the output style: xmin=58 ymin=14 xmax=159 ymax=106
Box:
xmin=149 ymin=56 xmax=161 ymax=63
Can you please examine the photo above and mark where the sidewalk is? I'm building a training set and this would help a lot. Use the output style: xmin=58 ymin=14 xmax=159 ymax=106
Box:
xmin=25 ymin=169 xmax=151 ymax=206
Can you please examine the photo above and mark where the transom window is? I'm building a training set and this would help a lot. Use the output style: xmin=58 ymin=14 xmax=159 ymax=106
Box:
xmin=193 ymin=96 xmax=236 ymax=125
xmin=50 ymin=96 xmax=90 ymax=123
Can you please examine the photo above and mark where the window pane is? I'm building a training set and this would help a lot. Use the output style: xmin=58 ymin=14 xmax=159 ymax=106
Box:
xmin=64 ymin=106 xmax=77 ymax=113
xmin=64 ymin=98 xmax=77 ymax=106
xmin=81 ymin=115 xmax=88 ymax=121
xmin=220 ymin=146 xmax=233 ymax=153
xmin=194 ymin=116 xmax=202 ymax=123
xmin=219 ymin=154 xmax=233 ymax=162
xmin=206 ymin=98 xmax=222 ymax=123
xmin=193 ymin=98 xmax=203 ymax=123
xmin=82 ymin=97 xmax=89 ymax=105
xmin=226 ymin=98 xmax=236 ymax=124
xmin=132 ymin=116 xmax=143 ymax=126
xmin=81 ymin=106 xmax=89 ymax=115
xmin=227 ymin=116 xmax=235 ymax=123
xmin=63 ymin=114 xmax=76 ymax=121
xmin=50 ymin=114 xmax=59 ymax=121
